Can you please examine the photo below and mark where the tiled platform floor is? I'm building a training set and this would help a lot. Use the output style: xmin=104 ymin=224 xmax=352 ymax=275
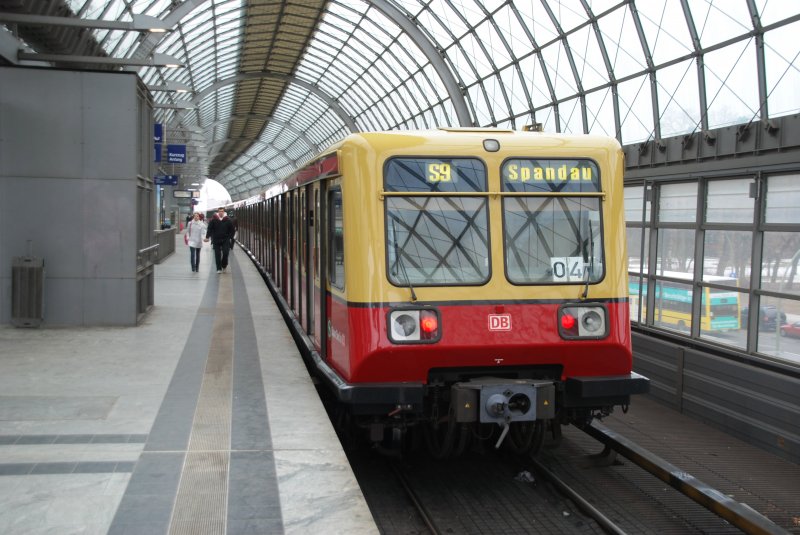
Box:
xmin=0 ymin=236 xmax=377 ymax=535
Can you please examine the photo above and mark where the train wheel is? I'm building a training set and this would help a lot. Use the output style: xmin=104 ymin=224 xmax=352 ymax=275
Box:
xmin=543 ymin=419 xmax=563 ymax=449
xmin=504 ymin=421 xmax=546 ymax=456
xmin=333 ymin=406 xmax=362 ymax=453
xmin=528 ymin=420 xmax=546 ymax=457
xmin=424 ymin=414 xmax=456 ymax=459
xmin=504 ymin=421 xmax=536 ymax=454
xmin=452 ymin=423 xmax=472 ymax=457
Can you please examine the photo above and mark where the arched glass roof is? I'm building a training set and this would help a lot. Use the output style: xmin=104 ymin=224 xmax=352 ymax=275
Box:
xmin=4 ymin=0 xmax=799 ymax=199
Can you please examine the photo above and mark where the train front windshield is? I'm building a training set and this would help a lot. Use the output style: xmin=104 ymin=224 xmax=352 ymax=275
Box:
xmin=502 ymin=158 xmax=604 ymax=285
xmin=383 ymin=156 xmax=605 ymax=287
xmin=385 ymin=157 xmax=490 ymax=286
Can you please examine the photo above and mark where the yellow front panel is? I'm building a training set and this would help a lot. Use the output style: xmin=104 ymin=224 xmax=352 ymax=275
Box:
xmin=333 ymin=130 xmax=627 ymax=305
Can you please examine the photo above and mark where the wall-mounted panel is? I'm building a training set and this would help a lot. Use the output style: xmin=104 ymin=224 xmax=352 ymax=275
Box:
xmin=0 ymin=68 xmax=84 ymax=179
xmin=82 ymin=72 xmax=138 ymax=180
xmin=0 ymin=66 xmax=150 ymax=326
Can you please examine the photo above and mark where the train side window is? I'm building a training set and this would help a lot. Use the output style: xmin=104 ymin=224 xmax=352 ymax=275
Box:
xmin=328 ymin=188 xmax=345 ymax=290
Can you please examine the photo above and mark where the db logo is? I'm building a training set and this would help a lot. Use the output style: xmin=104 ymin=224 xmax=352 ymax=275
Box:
xmin=488 ymin=314 xmax=512 ymax=331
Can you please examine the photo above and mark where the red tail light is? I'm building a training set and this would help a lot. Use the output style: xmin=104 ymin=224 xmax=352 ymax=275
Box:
xmin=388 ymin=308 xmax=441 ymax=343
xmin=420 ymin=310 xmax=439 ymax=340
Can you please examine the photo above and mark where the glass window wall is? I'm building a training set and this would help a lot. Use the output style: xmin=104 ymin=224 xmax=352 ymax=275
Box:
xmin=626 ymin=174 xmax=800 ymax=366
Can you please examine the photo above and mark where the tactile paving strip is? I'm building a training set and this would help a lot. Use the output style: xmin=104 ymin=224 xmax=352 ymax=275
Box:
xmin=169 ymin=274 xmax=234 ymax=535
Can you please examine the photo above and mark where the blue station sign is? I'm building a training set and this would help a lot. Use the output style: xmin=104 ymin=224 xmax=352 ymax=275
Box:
xmin=154 ymin=175 xmax=179 ymax=186
xmin=166 ymin=144 xmax=186 ymax=164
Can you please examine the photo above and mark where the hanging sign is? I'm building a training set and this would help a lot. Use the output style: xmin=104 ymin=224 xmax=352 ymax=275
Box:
xmin=166 ymin=144 xmax=186 ymax=163
xmin=154 ymin=175 xmax=179 ymax=186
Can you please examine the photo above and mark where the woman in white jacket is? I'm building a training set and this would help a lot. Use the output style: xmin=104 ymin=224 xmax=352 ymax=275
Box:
xmin=186 ymin=213 xmax=207 ymax=272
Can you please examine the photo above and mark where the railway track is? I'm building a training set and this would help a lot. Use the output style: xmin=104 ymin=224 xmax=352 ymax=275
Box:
xmin=579 ymin=422 xmax=790 ymax=535
xmin=349 ymin=421 xmax=794 ymax=534
xmin=389 ymin=461 xmax=442 ymax=535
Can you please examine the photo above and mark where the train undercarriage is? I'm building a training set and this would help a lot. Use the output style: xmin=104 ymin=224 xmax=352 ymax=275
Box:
xmin=328 ymin=372 xmax=639 ymax=459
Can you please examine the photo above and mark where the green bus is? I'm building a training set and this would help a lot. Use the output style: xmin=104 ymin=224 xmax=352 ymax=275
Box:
xmin=630 ymin=272 xmax=740 ymax=331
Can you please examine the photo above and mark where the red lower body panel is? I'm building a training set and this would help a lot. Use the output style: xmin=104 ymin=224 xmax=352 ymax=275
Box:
xmin=325 ymin=300 xmax=632 ymax=384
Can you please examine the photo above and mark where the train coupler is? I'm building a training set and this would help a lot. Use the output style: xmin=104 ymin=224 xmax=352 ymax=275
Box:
xmin=451 ymin=378 xmax=555 ymax=425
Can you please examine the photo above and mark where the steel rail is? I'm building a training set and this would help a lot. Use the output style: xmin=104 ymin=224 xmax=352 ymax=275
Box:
xmin=390 ymin=462 xmax=441 ymax=535
xmin=528 ymin=456 xmax=629 ymax=535
xmin=583 ymin=422 xmax=789 ymax=535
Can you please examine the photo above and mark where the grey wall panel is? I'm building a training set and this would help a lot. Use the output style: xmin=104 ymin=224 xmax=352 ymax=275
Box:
xmin=82 ymin=73 xmax=138 ymax=180
xmin=682 ymin=350 xmax=800 ymax=453
xmin=82 ymin=179 xmax=137 ymax=278
xmin=83 ymin=279 xmax=136 ymax=325
xmin=0 ymin=278 xmax=8 ymax=324
xmin=632 ymin=332 xmax=681 ymax=408
xmin=42 ymin=278 xmax=84 ymax=325
xmin=0 ymin=177 xmax=85 ymax=279
xmin=1 ymin=66 xmax=147 ymax=326
xmin=0 ymin=69 xmax=84 ymax=179
xmin=632 ymin=332 xmax=800 ymax=463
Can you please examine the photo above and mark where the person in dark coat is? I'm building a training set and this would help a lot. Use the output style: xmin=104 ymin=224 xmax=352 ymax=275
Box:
xmin=205 ymin=207 xmax=236 ymax=273
xmin=228 ymin=213 xmax=238 ymax=253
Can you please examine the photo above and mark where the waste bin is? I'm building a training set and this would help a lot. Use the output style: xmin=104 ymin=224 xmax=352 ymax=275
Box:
xmin=11 ymin=256 xmax=44 ymax=327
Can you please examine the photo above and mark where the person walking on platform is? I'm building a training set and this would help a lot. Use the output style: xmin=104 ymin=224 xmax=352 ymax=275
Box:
xmin=228 ymin=213 xmax=238 ymax=254
xmin=205 ymin=207 xmax=236 ymax=273
xmin=186 ymin=212 xmax=207 ymax=273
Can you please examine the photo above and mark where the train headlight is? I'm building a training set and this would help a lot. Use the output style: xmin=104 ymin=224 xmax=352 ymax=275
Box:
xmin=388 ymin=308 xmax=441 ymax=343
xmin=558 ymin=304 xmax=608 ymax=339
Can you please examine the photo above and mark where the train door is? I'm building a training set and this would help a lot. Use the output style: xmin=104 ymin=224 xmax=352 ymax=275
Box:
xmin=266 ymin=200 xmax=272 ymax=276
xmin=312 ymin=183 xmax=324 ymax=352
xmin=258 ymin=202 xmax=264 ymax=268
xmin=299 ymin=188 xmax=307 ymax=330
xmin=304 ymin=184 xmax=314 ymax=336
xmin=281 ymin=195 xmax=288 ymax=296
xmin=271 ymin=199 xmax=276 ymax=275
xmin=294 ymin=190 xmax=302 ymax=319
xmin=326 ymin=183 xmax=348 ymax=375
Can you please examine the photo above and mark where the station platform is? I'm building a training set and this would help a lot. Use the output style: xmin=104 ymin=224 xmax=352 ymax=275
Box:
xmin=0 ymin=236 xmax=377 ymax=534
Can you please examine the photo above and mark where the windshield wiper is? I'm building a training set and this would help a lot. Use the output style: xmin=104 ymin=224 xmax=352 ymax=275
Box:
xmin=392 ymin=220 xmax=418 ymax=302
xmin=582 ymin=217 xmax=595 ymax=300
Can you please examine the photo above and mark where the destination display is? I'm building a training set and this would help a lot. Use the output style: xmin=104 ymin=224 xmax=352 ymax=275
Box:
xmin=502 ymin=158 xmax=600 ymax=193
xmin=384 ymin=157 xmax=486 ymax=193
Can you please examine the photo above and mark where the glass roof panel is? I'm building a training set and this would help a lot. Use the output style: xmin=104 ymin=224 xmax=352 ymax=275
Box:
xmin=705 ymin=39 xmax=759 ymax=129
xmin=585 ymin=87 xmax=616 ymax=137
xmin=634 ymin=0 xmax=694 ymax=66
xmin=656 ymin=58 xmax=701 ymax=138
xmin=458 ymin=31 xmax=495 ymax=81
xmin=511 ymin=0 xmax=559 ymax=44
xmin=764 ymin=21 xmax=800 ymax=118
xmin=547 ymin=1 xmax=589 ymax=32
xmin=566 ymin=26 xmax=610 ymax=90
xmin=595 ymin=4 xmax=648 ymax=80
xmin=686 ymin=0 xmax=753 ymax=48
xmin=617 ymin=74 xmax=654 ymax=144
xmin=540 ymin=39 xmax=579 ymax=100
xmin=559 ymin=97 xmax=584 ymax=134
xmin=30 ymin=0 xmax=798 ymax=197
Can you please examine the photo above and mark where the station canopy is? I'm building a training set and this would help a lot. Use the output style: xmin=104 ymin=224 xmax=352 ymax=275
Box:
xmin=3 ymin=0 xmax=799 ymax=199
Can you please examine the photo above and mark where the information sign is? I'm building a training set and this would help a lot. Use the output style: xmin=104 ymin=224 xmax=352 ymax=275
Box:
xmin=154 ymin=175 xmax=179 ymax=186
xmin=166 ymin=144 xmax=186 ymax=163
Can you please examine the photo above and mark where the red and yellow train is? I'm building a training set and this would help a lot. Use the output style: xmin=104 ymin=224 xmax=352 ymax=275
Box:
xmin=233 ymin=128 xmax=648 ymax=455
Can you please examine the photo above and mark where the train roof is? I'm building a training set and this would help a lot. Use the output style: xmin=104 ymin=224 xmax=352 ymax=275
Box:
xmin=252 ymin=128 xmax=623 ymax=201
